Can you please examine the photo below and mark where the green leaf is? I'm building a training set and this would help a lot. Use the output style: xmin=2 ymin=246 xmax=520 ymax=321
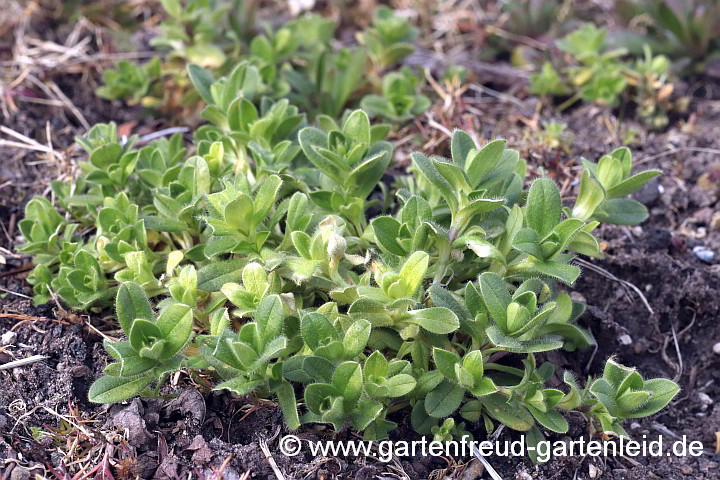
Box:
xmin=197 ymin=259 xmax=247 ymax=291
xmin=399 ymin=251 xmax=429 ymax=297
xmin=480 ymin=394 xmax=534 ymax=431
xmin=425 ymin=379 xmax=465 ymax=418
xmin=479 ymin=272 xmax=511 ymax=330
xmin=188 ymin=64 xmax=216 ymax=105
xmin=272 ymin=379 xmax=301 ymax=430
xmin=332 ymin=361 xmax=363 ymax=404
xmin=305 ymin=383 xmax=340 ymax=414
xmin=466 ymin=139 xmax=506 ymax=188
xmin=351 ymin=141 xmax=393 ymax=199
xmin=527 ymin=405 xmax=569 ymax=433
xmin=450 ymin=129 xmax=475 ymax=169
xmin=343 ymin=110 xmax=371 ymax=146
xmin=629 ymin=378 xmax=680 ymax=417
xmin=572 ymin=170 xmax=605 ymax=221
xmin=383 ymin=374 xmax=416 ymax=397
xmin=224 ymin=193 xmax=254 ymax=234
xmin=255 ymin=295 xmax=285 ymax=343
xmin=411 ymin=153 xmax=458 ymax=213
xmin=406 ymin=307 xmax=460 ymax=334
xmin=592 ymin=198 xmax=649 ymax=225
xmin=301 ymin=312 xmax=338 ymax=351
xmin=525 ymin=426 xmax=547 ymax=464
xmin=155 ymin=304 xmax=193 ymax=359
xmin=371 ymin=216 xmax=405 ymax=256
xmin=241 ymin=263 xmax=267 ymax=298
xmin=463 ymin=350 xmax=484 ymax=383
xmin=253 ymin=175 xmax=283 ymax=225
xmin=606 ymin=170 xmax=661 ymax=199
xmin=364 ymin=350 xmax=389 ymax=378
xmin=129 ymin=319 xmax=163 ymax=353
xmin=88 ymin=374 xmax=154 ymax=404
xmin=526 ymin=178 xmax=561 ymax=237
xmin=116 ymin=282 xmax=153 ymax=334
xmin=432 ymin=347 xmax=461 ymax=380
xmin=298 ymin=127 xmax=340 ymax=183
xmin=214 ymin=377 xmax=264 ymax=396
xmin=343 ymin=319 xmax=371 ymax=358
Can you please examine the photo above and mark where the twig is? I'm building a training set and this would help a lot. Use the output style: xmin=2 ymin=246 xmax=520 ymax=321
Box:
xmin=138 ymin=127 xmax=190 ymax=144
xmin=635 ymin=147 xmax=720 ymax=166
xmin=468 ymin=83 xmax=525 ymax=109
xmin=470 ymin=444 xmax=503 ymax=480
xmin=258 ymin=437 xmax=286 ymax=480
xmin=10 ymin=404 xmax=94 ymax=438
xmin=0 ymin=354 xmax=48 ymax=371
xmin=0 ymin=286 xmax=31 ymax=299
xmin=425 ymin=113 xmax=453 ymax=138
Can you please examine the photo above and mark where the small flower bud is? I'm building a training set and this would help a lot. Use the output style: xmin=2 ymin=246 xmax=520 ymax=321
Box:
xmin=327 ymin=233 xmax=347 ymax=260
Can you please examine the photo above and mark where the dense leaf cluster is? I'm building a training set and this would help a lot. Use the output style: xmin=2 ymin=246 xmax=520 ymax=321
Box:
xmin=98 ymin=1 xmax=428 ymax=122
xmin=18 ymin=1 xmax=681 ymax=461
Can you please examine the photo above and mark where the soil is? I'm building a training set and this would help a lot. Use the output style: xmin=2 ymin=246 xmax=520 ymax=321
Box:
xmin=1 ymin=3 xmax=720 ymax=480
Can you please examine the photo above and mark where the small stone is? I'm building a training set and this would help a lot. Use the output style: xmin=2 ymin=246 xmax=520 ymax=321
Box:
xmin=1 ymin=331 xmax=17 ymax=345
xmin=589 ymin=464 xmax=601 ymax=479
xmin=698 ymin=392 xmax=713 ymax=405
xmin=459 ymin=460 xmax=485 ymax=480
xmin=693 ymin=245 xmax=715 ymax=263
xmin=711 ymin=212 xmax=720 ymax=231
xmin=714 ymin=342 xmax=720 ymax=355
xmin=10 ymin=467 xmax=30 ymax=480
xmin=571 ymin=292 xmax=586 ymax=304
xmin=516 ymin=472 xmax=533 ymax=480
xmin=619 ymin=334 xmax=633 ymax=346
xmin=631 ymin=226 xmax=643 ymax=236
xmin=630 ymin=422 xmax=641 ymax=430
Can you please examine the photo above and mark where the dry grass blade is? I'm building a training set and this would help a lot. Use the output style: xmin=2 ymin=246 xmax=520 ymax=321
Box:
xmin=0 ymin=125 xmax=65 ymax=161
xmin=259 ymin=437 xmax=286 ymax=480
xmin=0 ymin=354 xmax=48 ymax=371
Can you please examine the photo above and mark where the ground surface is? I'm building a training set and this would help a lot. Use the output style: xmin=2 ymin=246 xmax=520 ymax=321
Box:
xmin=1 ymin=2 xmax=719 ymax=479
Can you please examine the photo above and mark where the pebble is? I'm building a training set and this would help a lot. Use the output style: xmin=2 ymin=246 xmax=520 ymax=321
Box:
xmin=1 ymin=331 xmax=17 ymax=345
xmin=589 ymin=464 xmax=600 ymax=479
xmin=698 ymin=392 xmax=713 ymax=406
xmin=9 ymin=467 xmax=30 ymax=480
xmin=619 ymin=334 xmax=633 ymax=346
xmin=713 ymin=342 xmax=720 ymax=355
xmin=692 ymin=245 xmax=715 ymax=263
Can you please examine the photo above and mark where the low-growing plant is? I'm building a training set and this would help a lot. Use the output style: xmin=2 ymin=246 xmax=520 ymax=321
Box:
xmin=357 ymin=6 xmax=418 ymax=71
xmin=18 ymin=3 xmax=680 ymax=463
xmin=20 ymin=99 xmax=679 ymax=458
xmin=151 ymin=0 xmax=233 ymax=69
xmin=614 ymin=0 xmax=720 ymax=65
xmin=531 ymin=24 xmax=686 ymax=128
xmin=95 ymin=58 xmax=163 ymax=107
xmin=97 ymin=2 xmax=427 ymax=127
xmin=361 ymin=67 xmax=431 ymax=122
xmin=538 ymin=120 xmax=573 ymax=152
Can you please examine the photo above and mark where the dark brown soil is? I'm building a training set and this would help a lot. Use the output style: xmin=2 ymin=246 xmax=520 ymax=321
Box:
xmin=2 ymin=3 xmax=720 ymax=480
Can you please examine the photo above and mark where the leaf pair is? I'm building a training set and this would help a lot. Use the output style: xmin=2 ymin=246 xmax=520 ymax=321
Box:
xmin=89 ymin=282 xmax=194 ymax=403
